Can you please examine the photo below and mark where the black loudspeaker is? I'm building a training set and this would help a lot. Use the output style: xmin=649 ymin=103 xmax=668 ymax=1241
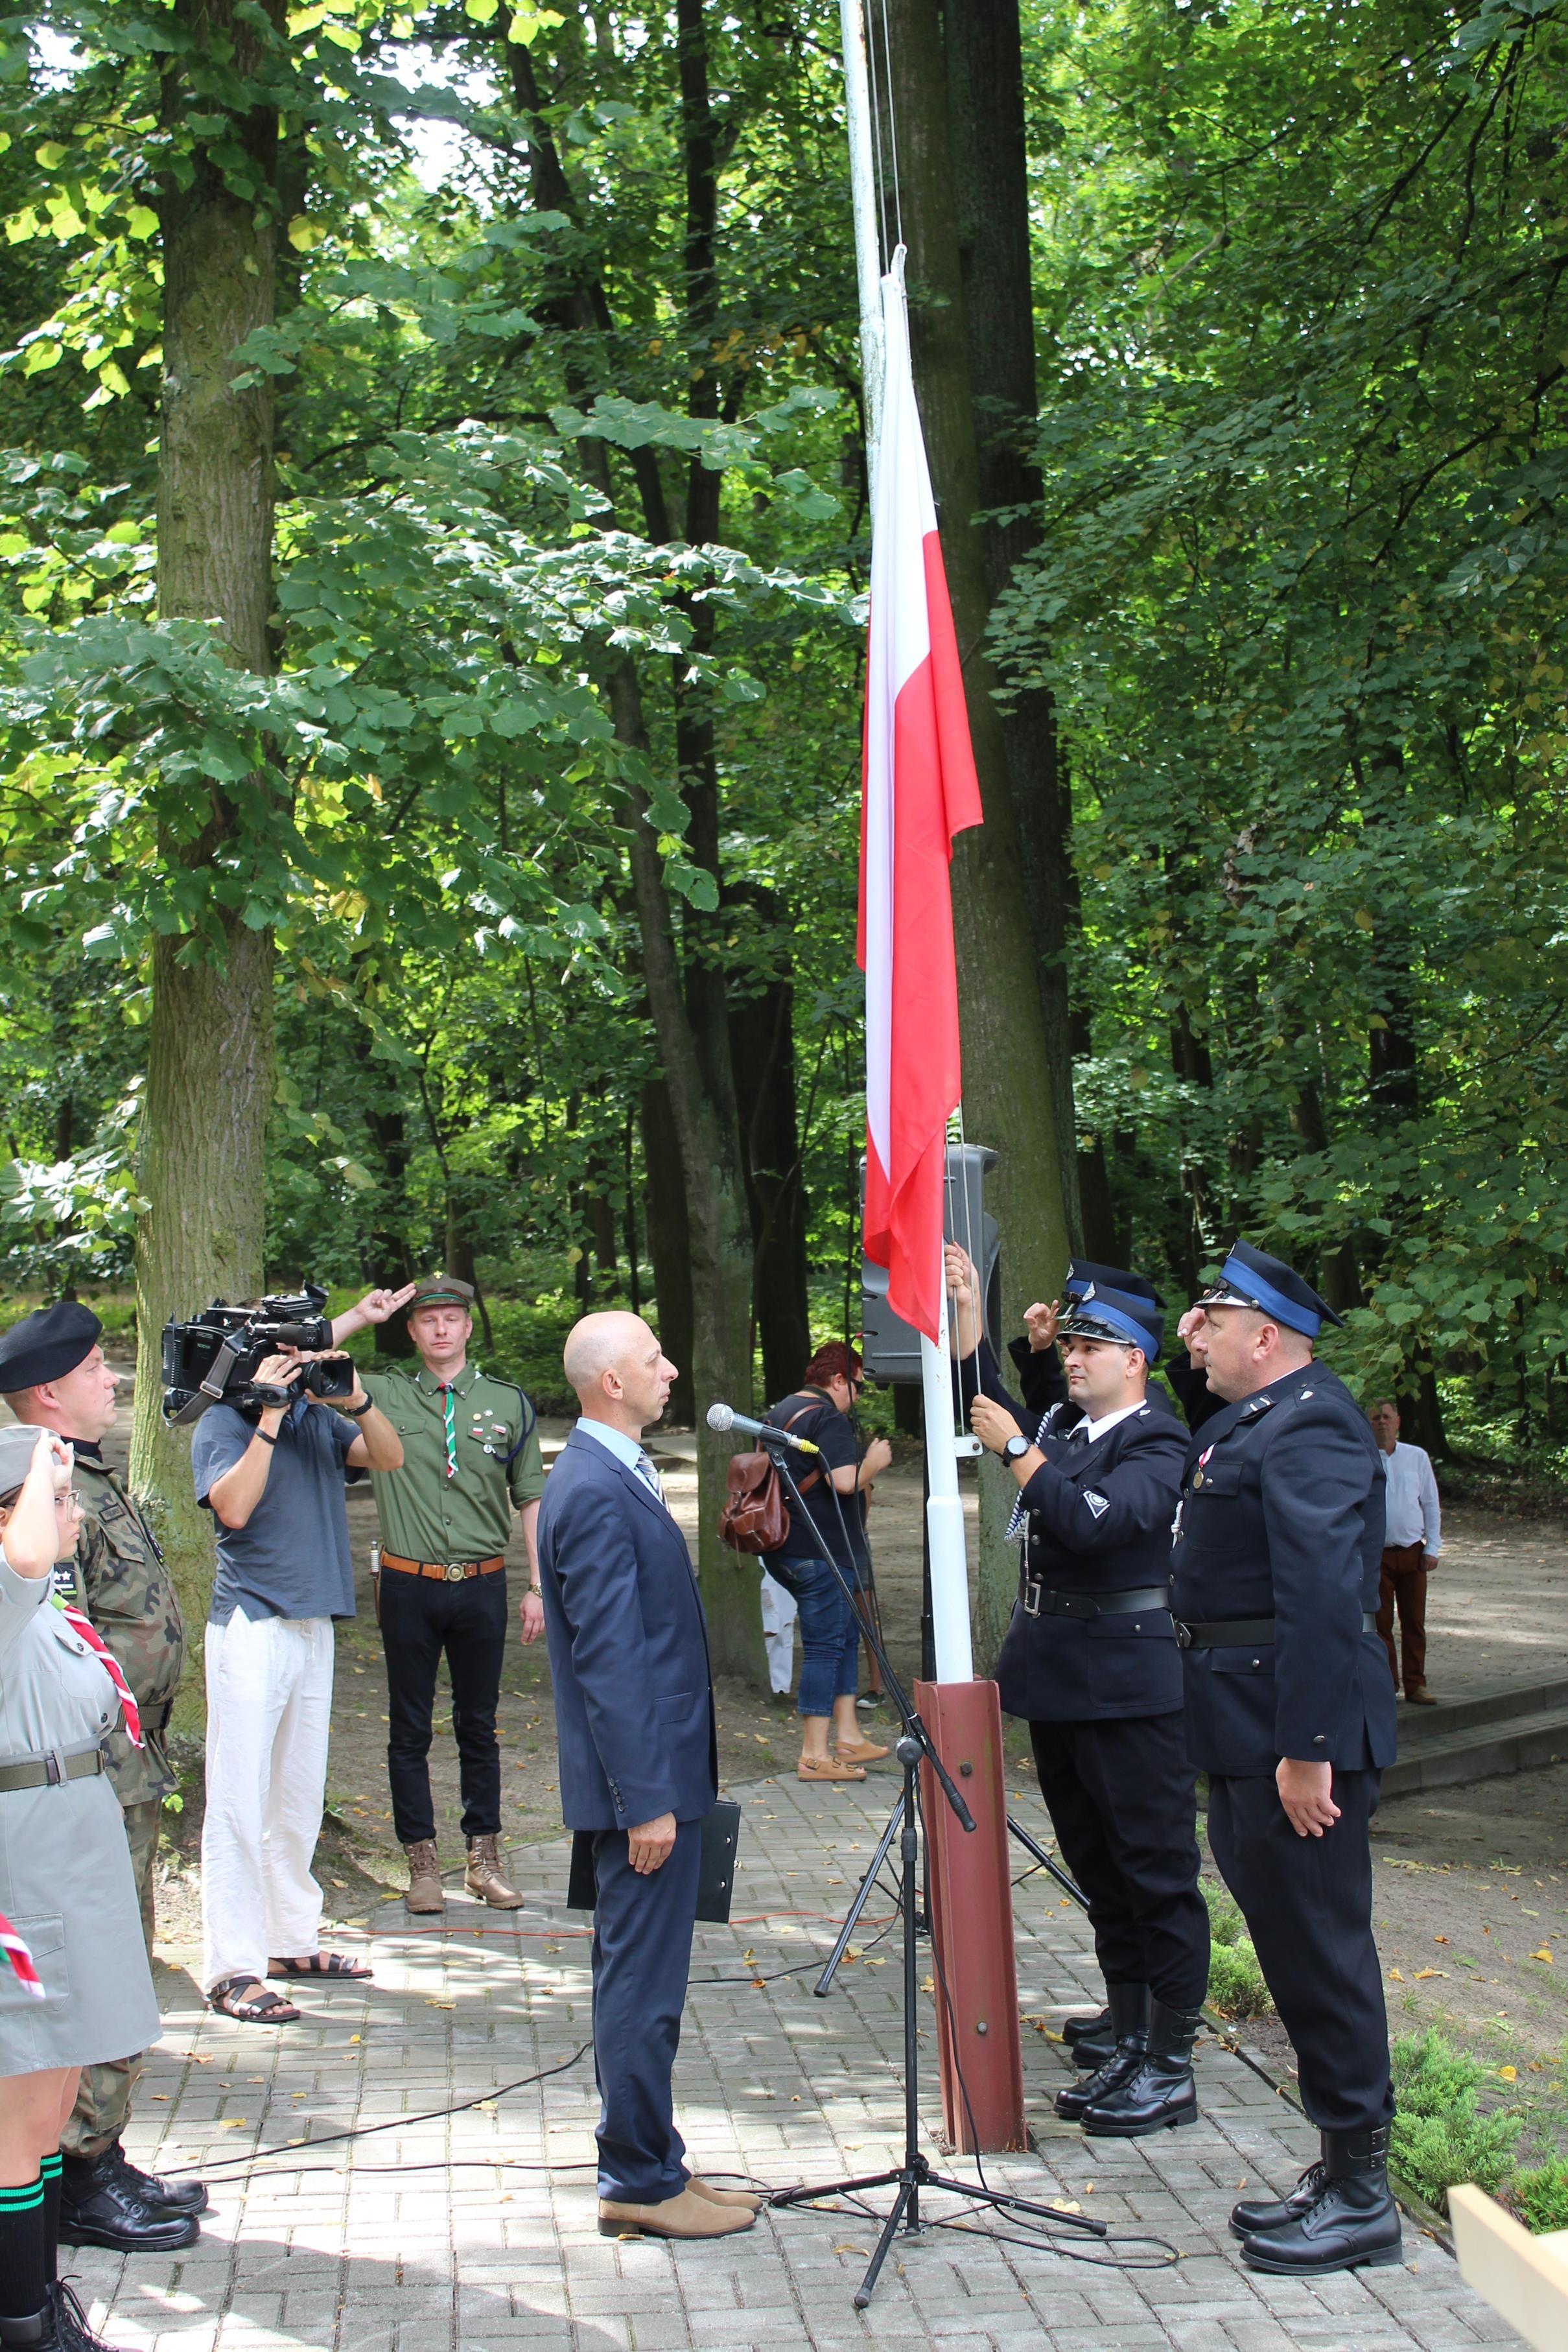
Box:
xmin=860 ymin=1142 xmax=1000 ymax=1383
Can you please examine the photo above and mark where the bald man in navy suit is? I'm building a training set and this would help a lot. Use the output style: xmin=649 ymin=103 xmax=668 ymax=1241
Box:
xmin=537 ymin=1312 xmax=756 ymax=2242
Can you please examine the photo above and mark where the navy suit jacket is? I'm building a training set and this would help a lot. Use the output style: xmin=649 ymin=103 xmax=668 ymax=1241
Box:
xmin=1170 ymin=1361 xmax=1396 ymax=1777
xmin=537 ymin=1426 xmax=718 ymax=1832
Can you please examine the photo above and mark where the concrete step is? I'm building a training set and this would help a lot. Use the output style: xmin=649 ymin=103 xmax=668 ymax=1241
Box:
xmin=1383 ymin=1704 xmax=1568 ymax=1797
xmin=1394 ymin=1674 xmax=1568 ymax=1744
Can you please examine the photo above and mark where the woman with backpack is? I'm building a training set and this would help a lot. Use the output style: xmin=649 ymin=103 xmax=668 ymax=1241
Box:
xmin=762 ymin=1344 xmax=893 ymax=1783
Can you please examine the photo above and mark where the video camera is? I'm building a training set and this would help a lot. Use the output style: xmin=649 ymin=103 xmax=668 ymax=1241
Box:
xmin=161 ymin=1284 xmax=355 ymax=1426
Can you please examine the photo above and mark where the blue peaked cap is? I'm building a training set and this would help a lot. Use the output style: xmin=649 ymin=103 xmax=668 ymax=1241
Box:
xmin=1059 ymin=1260 xmax=1165 ymax=1360
xmin=1197 ymin=1238 xmax=1343 ymax=1339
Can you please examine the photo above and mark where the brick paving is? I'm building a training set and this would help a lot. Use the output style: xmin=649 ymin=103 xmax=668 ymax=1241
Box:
xmin=73 ymin=1776 xmax=1521 ymax=2352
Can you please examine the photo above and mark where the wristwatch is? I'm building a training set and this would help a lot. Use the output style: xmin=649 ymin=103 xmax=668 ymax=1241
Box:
xmin=1002 ymin=1433 xmax=1033 ymax=1464
xmin=342 ymin=1395 xmax=374 ymax=1418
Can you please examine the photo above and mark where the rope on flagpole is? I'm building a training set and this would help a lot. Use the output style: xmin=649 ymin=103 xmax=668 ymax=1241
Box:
xmin=872 ymin=0 xmax=906 ymax=253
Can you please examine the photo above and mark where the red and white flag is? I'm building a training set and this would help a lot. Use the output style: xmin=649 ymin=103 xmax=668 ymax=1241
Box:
xmin=859 ymin=257 xmax=983 ymax=1341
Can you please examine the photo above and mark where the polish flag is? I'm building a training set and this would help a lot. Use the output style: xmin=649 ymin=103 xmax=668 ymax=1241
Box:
xmin=860 ymin=258 xmax=983 ymax=1342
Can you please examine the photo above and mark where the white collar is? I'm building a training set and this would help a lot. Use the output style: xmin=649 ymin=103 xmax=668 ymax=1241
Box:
xmin=574 ymin=1417 xmax=646 ymax=1470
xmin=1075 ymin=1400 xmax=1145 ymax=1443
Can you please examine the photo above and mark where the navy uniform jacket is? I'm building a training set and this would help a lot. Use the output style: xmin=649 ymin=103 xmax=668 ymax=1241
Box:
xmin=961 ymin=1339 xmax=1187 ymax=1723
xmin=1170 ymin=1360 xmax=1397 ymax=1778
xmin=537 ymin=1426 xmax=718 ymax=1831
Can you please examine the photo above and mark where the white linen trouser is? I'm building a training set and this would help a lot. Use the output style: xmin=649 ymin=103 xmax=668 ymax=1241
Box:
xmin=759 ymin=1570 xmax=799 ymax=1697
xmin=202 ymin=1610 xmax=334 ymax=1993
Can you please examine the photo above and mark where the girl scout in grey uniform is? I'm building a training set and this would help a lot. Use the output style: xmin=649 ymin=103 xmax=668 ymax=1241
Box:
xmin=0 ymin=1426 xmax=155 ymax=2352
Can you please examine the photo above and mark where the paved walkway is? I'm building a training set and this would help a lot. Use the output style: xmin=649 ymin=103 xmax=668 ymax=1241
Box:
xmin=77 ymin=1778 xmax=1519 ymax=2352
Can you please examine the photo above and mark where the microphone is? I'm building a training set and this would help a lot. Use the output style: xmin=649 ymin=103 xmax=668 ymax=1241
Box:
xmin=706 ymin=1402 xmax=821 ymax=1455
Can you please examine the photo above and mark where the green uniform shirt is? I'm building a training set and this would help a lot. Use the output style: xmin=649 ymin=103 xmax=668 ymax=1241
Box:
xmin=66 ymin=1450 xmax=185 ymax=1806
xmin=360 ymin=1363 xmax=544 ymax=1565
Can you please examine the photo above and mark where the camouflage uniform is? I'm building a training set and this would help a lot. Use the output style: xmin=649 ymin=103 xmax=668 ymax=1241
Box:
xmin=58 ymin=1451 xmax=184 ymax=2161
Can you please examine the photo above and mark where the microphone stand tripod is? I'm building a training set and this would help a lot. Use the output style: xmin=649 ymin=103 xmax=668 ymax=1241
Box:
xmin=757 ymin=1441 xmax=1105 ymax=2309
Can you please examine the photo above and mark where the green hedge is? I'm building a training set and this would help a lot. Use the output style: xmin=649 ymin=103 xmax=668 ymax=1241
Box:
xmin=1202 ymin=1879 xmax=1274 ymax=2020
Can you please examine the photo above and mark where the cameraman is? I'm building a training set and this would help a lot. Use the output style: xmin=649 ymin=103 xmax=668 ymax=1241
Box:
xmin=191 ymin=1348 xmax=402 ymax=2025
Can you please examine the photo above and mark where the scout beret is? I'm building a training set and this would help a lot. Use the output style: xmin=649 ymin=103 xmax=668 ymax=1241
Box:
xmin=0 ymin=1300 xmax=104 ymax=1394
xmin=0 ymin=1422 xmax=43 ymax=1495
xmin=1196 ymin=1238 xmax=1344 ymax=1338
xmin=1059 ymin=1260 xmax=1165 ymax=1359
xmin=406 ymin=1273 xmax=475 ymax=1311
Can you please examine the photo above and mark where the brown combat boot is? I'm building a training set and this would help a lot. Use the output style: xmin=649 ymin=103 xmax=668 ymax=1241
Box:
xmin=404 ymin=1840 xmax=443 ymax=1914
xmin=465 ymin=1833 xmax=523 ymax=1909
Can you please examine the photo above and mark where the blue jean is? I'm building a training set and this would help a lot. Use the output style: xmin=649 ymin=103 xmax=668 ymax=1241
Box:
xmin=767 ymin=1554 xmax=860 ymax=1717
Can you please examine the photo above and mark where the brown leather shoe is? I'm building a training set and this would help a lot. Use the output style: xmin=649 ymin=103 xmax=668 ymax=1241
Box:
xmin=465 ymin=1833 xmax=524 ymax=1909
xmin=797 ymin=1754 xmax=866 ymax=1782
xmin=404 ymin=1840 xmax=443 ymax=1914
xmin=598 ymin=2185 xmax=756 ymax=2239
xmin=686 ymin=2175 xmax=763 ymax=2212
xmin=1406 ymin=1686 xmax=1440 ymax=1705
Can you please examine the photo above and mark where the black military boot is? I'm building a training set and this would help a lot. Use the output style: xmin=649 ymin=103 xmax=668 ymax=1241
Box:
xmin=1230 ymin=2156 xmax=1327 ymax=2239
xmin=57 ymin=2154 xmax=198 ymax=2253
xmin=1055 ymin=1982 xmax=1149 ymax=2119
xmin=1063 ymin=2004 xmax=1112 ymax=2064
xmin=1239 ymin=2125 xmax=1403 ymax=2275
xmin=1080 ymin=1997 xmax=1200 ymax=2137
xmin=48 ymin=2285 xmax=113 ymax=2352
xmin=102 ymin=2143 xmax=208 ymax=2218
xmin=0 ymin=2307 xmax=63 ymax=2352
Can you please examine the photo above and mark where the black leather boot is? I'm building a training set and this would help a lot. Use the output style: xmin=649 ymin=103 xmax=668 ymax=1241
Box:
xmin=1080 ymin=1997 xmax=1200 ymax=2137
xmin=58 ymin=2153 xmax=199 ymax=2253
xmin=1055 ymin=1982 xmax=1149 ymax=2119
xmin=1063 ymin=2004 xmax=1112 ymax=2064
xmin=1230 ymin=2157 xmax=1327 ymax=2239
xmin=48 ymin=2285 xmax=113 ymax=2352
xmin=1239 ymin=2125 xmax=1403 ymax=2275
xmin=0 ymin=2307 xmax=62 ymax=2351
xmin=103 ymin=2143 xmax=209 ymax=2218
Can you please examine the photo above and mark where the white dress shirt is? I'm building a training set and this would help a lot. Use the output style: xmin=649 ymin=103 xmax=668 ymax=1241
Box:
xmin=574 ymin=1416 xmax=666 ymax=1505
xmin=1379 ymin=1441 xmax=1442 ymax=1557
xmin=1072 ymin=1400 xmax=1146 ymax=1445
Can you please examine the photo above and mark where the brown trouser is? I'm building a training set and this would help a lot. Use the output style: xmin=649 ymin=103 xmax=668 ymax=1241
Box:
xmin=1377 ymin=1541 xmax=1427 ymax=1694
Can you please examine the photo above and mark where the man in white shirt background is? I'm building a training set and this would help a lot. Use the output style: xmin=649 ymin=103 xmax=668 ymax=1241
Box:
xmin=1367 ymin=1399 xmax=1442 ymax=1705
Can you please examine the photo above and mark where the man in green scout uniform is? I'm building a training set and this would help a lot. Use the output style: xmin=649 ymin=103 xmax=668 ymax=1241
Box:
xmin=333 ymin=1275 xmax=546 ymax=1912
xmin=0 ymin=1301 xmax=209 ymax=2254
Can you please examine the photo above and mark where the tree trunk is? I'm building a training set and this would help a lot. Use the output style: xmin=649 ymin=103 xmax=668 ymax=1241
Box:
xmin=887 ymin=0 xmax=1075 ymax=1667
xmin=131 ymin=0 xmax=285 ymax=1675
xmin=728 ymin=912 xmax=811 ymax=1400
xmin=614 ymin=666 xmax=762 ymax=1678
xmin=944 ymin=0 xmax=1082 ymax=1255
xmin=639 ymin=1077 xmax=695 ymax=1424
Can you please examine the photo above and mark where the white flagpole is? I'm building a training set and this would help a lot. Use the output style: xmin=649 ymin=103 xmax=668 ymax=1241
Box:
xmin=921 ymin=1261 xmax=974 ymax=1682
xmin=838 ymin=0 xmax=885 ymax=497
xmin=841 ymin=4 xmax=974 ymax=1684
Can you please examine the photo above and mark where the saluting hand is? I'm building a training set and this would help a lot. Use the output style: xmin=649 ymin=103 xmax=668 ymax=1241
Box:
xmin=1023 ymin=1299 xmax=1060 ymax=1353
xmin=1276 ymin=1758 xmax=1341 ymax=1838
xmin=358 ymin=1284 xmax=417 ymax=1325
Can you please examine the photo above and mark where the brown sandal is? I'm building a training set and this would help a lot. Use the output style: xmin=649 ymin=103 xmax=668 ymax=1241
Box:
xmin=797 ymin=1754 xmax=866 ymax=1782
xmin=209 ymin=1975 xmax=300 ymax=2025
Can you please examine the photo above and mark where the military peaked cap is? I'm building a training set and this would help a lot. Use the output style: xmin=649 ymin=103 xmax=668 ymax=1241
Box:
xmin=0 ymin=1300 xmax=104 ymax=1394
xmin=1196 ymin=1238 xmax=1343 ymax=1338
xmin=406 ymin=1273 xmax=475 ymax=1311
xmin=1059 ymin=1259 xmax=1165 ymax=1359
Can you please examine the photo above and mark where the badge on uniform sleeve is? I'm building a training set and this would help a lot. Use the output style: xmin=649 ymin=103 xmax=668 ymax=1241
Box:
xmin=1082 ymin=1490 xmax=1110 ymax=1520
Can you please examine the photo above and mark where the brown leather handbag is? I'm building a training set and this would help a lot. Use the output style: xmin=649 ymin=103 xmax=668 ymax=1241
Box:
xmin=718 ymin=1402 xmax=820 ymax=1555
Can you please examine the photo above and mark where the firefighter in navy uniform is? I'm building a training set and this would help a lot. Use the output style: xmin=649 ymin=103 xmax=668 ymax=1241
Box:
xmin=1173 ymin=1240 xmax=1401 ymax=2277
xmin=946 ymin=1247 xmax=1210 ymax=2139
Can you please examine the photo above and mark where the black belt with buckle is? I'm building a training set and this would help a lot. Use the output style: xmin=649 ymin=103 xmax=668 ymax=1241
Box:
xmin=0 ymin=1744 xmax=106 ymax=1794
xmin=1176 ymin=1611 xmax=1379 ymax=1650
xmin=1021 ymin=1581 xmax=1171 ymax=1623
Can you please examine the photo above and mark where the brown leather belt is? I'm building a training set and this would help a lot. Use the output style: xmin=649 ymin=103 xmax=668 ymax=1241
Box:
xmin=380 ymin=1552 xmax=504 ymax=1584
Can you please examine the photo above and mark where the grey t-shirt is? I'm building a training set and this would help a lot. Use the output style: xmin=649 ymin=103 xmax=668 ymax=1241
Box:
xmin=192 ymin=1394 xmax=360 ymax=1626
